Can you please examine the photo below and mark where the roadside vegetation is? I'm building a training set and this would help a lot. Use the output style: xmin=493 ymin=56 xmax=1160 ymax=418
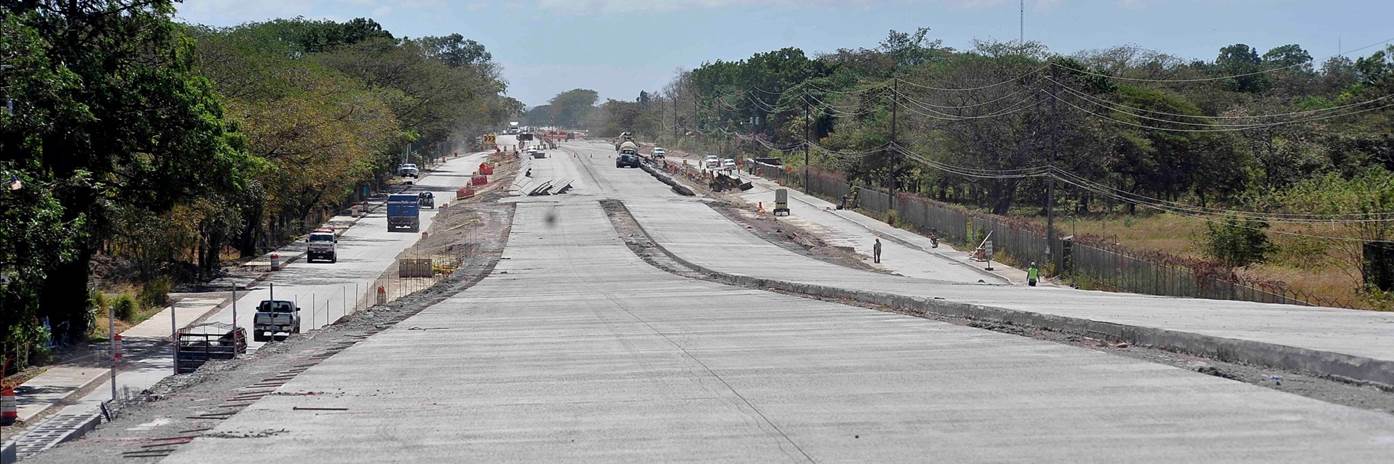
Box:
xmin=2 ymin=1 xmax=518 ymax=373
xmin=554 ymin=28 xmax=1394 ymax=309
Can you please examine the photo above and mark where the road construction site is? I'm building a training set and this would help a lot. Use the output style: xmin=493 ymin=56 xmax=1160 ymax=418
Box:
xmin=15 ymin=136 xmax=1394 ymax=463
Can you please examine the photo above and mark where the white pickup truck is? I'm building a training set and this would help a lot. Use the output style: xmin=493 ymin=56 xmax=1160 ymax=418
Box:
xmin=307 ymin=229 xmax=337 ymax=263
xmin=252 ymin=300 xmax=300 ymax=342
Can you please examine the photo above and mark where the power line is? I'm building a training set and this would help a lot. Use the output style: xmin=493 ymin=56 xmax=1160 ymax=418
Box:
xmin=886 ymin=143 xmax=1394 ymax=224
xmin=894 ymin=66 xmax=1049 ymax=92
xmin=1047 ymin=90 xmax=1394 ymax=132
xmin=1045 ymin=76 xmax=1394 ymax=124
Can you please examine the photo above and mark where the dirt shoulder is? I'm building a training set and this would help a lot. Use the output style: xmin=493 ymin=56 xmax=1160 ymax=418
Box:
xmin=25 ymin=175 xmax=517 ymax=464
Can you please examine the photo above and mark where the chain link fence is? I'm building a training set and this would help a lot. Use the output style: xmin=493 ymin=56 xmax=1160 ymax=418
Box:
xmin=754 ymin=166 xmax=1326 ymax=307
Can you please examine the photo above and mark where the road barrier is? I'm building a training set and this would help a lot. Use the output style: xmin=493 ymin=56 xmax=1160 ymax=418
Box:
xmin=1 ymin=386 xmax=16 ymax=425
xmin=471 ymin=174 xmax=488 ymax=186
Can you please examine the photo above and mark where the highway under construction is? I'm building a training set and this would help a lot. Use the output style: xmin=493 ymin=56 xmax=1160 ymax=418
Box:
xmin=17 ymin=135 xmax=1394 ymax=464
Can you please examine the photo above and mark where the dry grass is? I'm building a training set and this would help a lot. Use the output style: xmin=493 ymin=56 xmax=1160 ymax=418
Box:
xmin=1031 ymin=212 xmax=1372 ymax=309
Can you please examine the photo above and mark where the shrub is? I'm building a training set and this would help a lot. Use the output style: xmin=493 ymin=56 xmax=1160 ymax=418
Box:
xmin=139 ymin=276 xmax=173 ymax=309
xmin=112 ymin=293 xmax=139 ymax=322
xmin=1202 ymin=216 xmax=1277 ymax=268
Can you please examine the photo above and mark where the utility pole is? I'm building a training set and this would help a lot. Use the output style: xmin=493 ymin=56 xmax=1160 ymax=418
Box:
xmin=672 ymin=95 xmax=678 ymax=143
xmin=888 ymin=79 xmax=899 ymax=210
xmin=1019 ymin=0 xmax=1024 ymax=43
xmin=1046 ymin=78 xmax=1059 ymax=266
xmin=110 ymin=299 xmax=117 ymax=401
xmin=803 ymin=99 xmax=811 ymax=194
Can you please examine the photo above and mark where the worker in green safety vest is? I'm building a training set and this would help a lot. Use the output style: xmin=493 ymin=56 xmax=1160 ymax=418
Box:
xmin=1027 ymin=262 xmax=1040 ymax=287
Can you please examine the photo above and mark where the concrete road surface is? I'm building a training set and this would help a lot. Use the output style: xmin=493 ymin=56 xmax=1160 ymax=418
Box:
xmin=543 ymin=142 xmax=1394 ymax=374
xmin=160 ymin=144 xmax=1394 ymax=462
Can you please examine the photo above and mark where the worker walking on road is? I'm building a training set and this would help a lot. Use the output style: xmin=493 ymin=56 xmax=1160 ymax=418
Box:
xmin=1027 ymin=261 xmax=1040 ymax=287
xmin=873 ymin=238 xmax=882 ymax=264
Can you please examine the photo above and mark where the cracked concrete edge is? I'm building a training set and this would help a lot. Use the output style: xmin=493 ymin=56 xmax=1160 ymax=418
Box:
xmin=611 ymin=200 xmax=1394 ymax=390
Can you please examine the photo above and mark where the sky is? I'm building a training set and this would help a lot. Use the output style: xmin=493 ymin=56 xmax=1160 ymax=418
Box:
xmin=176 ymin=0 xmax=1394 ymax=107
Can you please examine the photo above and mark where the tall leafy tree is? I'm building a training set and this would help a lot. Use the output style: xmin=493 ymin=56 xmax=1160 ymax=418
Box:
xmin=2 ymin=1 xmax=252 ymax=343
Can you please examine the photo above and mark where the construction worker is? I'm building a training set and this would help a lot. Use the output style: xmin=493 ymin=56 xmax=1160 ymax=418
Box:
xmin=873 ymin=238 xmax=882 ymax=264
xmin=1027 ymin=261 xmax=1040 ymax=287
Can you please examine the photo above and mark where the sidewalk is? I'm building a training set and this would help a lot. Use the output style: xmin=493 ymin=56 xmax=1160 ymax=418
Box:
xmin=9 ymin=298 xmax=223 ymax=425
xmin=3 ymin=192 xmax=388 ymax=456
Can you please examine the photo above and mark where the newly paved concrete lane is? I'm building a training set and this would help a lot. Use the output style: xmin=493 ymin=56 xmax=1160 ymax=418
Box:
xmin=556 ymin=141 xmax=1394 ymax=368
xmin=162 ymin=198 xmax=1394 ymax=462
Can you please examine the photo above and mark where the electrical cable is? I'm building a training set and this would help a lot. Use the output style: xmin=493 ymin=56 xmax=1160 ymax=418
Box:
xmin=1044 ymin=76 xmax=1394 ymax=125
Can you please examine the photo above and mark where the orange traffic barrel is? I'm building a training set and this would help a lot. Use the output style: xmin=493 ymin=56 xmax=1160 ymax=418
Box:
xmin=1 ymin=386 xmax=17 ymax=425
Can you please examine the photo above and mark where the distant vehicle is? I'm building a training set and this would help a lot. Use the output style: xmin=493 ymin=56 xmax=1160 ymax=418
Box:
xmin=704 ymin=155 xmax=721 ymax=169
xmin=616 ymin=140 xmax=640 ymax=153
xmin=529 ymin=148 xmax=546 ymax=159
xmin=387 ymin=193 xmax=421 ymax=232
xmin=722 ymin=158 xmax=737 ymax=171
xmin=616 ymin=152 xmax=641 ymax=168
xmin=518 ymin=132 xmax=534 ymax=141
xmin=652 ymin=147 xmax=666 ymax=159
xmin=397 ymin=163 xmax=419 ymax=178
xmin=307 ymin=230 xmax=337 ymax=263
xmin=252 ymin=300 xmax=300 ymax=342
xmin=418 ymin=191 xmax=435 ymax=209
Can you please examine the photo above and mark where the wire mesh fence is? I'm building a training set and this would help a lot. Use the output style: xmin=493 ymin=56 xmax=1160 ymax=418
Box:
xmin=771 ymin=166 xmax=1326 ymax=308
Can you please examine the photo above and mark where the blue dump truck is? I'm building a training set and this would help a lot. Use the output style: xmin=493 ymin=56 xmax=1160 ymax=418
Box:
xmin=387 ymin=193 xmax=421 ymax=232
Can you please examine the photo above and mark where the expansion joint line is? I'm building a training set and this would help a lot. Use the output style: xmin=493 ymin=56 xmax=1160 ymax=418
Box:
xmin=599 ymin=290 xmax=818 ymax=464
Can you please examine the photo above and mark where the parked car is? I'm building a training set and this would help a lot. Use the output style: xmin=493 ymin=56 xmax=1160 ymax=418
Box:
xmin=722 ymin=158 xmax=737 ymax=171
xmin=704 ymin=155 xmax=721 ymax=169
xmin=617 ymin=152 xmax=641 ymax=168
xmin=252 ymin=300 xmax=300 ymax=342
xmin=397 ymin=163 xmax=419 ymax=178
xmin=652 ymin=147 xmax=666 ymax=159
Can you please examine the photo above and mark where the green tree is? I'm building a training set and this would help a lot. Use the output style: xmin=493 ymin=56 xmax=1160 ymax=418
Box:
xmin=2 ymin=1 xmax=253 ymax=342
xmin=547 ymin=89 xmax=599 ymax=129
xmin=1203 ymin=216 xmax=1277 ymax=268
xmin=1216 ymin=44 xmax=1272 ymax=93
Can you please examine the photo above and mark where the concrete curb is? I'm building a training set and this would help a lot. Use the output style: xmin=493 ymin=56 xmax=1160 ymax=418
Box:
xmin=639 ymin=159 xmax=695 ymax=196
xmin=614 ymin=200 xmax=1394 ymax=390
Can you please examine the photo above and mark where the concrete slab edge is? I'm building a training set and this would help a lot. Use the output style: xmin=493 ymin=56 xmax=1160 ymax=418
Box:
xmin=638 ymin=160 xmax=695 ymax=196
xmin=1 ymin=438 xmax=16 ymax=464
xmin=615 ymin=200 xmax=1394 ymax=390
